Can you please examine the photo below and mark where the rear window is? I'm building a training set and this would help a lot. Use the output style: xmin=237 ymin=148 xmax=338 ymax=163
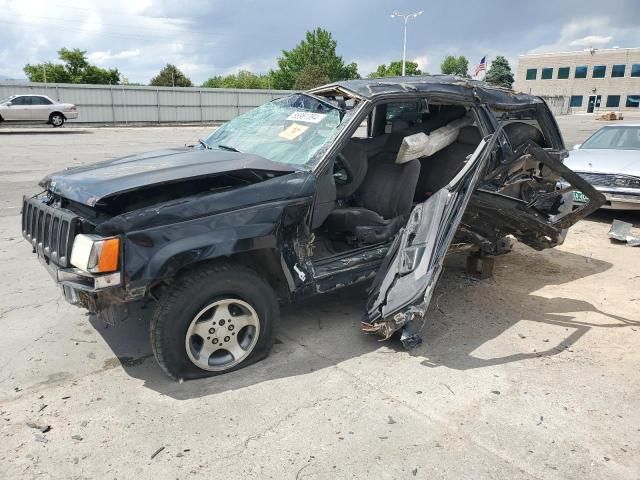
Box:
xmin=491 ymin=108 xmax=549 ymax=148
xmin=33 ymin=96 xmax=53 ymax=105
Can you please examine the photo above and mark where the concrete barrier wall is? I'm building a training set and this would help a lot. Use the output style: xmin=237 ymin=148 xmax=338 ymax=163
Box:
xmin=0 ymin=81 xmax=292 ymax=124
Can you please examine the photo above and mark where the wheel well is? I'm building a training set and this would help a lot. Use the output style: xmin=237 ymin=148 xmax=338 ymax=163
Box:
xmin=164 ymin=249 xmax=290 ymax=302
xmin=49 ymin=111 xmax=65 ymax=120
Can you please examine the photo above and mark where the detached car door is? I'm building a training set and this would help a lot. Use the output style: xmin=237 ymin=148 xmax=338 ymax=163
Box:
xmin=364 ymin=129 xmax=605 ymax=348
xmin=364 ymin=132 xmax=499 ymax=346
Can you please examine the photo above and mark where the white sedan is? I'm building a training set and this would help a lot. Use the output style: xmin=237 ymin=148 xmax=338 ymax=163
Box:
xmin=566 ymin=124 xmax=640 ymax=210
xmin=0 ymin=94 xmax=78 ymax=127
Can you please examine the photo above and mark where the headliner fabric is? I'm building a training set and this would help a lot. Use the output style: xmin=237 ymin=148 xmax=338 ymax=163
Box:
xmin=394 ymin=114 xmax=474 ymax=164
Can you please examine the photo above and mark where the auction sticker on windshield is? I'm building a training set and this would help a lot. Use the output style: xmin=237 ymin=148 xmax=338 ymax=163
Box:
xmin=279 ymin=122 xmax=309 ymax=140
xmin=286 ymin=112 xmax=327 ymax=123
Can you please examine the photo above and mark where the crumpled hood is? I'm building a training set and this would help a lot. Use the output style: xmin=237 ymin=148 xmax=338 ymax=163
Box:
xmin=565 ymin=149 xmax=640 ymax=176
xmin=40 ymin=148 xmax=298 ymax=207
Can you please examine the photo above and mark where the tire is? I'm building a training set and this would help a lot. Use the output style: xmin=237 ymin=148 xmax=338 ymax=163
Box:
xmin=49 ymin=112 xmax=64 ymax=127
xmin=150 ymin=261 xmax=279 ymax=381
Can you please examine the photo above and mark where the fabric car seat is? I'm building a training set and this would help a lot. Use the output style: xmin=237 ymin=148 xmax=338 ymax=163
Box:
xmin=325 ymin=140 xmax=421 ymax=244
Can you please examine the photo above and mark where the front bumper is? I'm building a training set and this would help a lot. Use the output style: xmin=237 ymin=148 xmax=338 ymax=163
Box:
xmin=38 ymin=255 xmax=122 ymax=305
xmin=576 ymin=186 xmax=640 ymax=210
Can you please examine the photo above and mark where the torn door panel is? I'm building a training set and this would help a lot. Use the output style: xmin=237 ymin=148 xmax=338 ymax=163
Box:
xmin=364 ymin=134 xmax=497 ymax=345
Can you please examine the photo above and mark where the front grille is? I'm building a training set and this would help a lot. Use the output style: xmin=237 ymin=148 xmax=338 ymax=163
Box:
xmin=577 ymin=172 xmax=617 ymax=187
xmin=578 ymin=172 xmax=640 ymax=189
xmin=22 ymin=197 xmax=79 ymax=268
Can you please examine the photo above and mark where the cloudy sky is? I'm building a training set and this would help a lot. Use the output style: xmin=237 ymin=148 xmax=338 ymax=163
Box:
xmin=1 ymin=0 xmax=639 ymax=83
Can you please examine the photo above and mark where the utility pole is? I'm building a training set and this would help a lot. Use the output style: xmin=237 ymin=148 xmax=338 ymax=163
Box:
xmin=391 ymin=10 xmax=423 ymax=76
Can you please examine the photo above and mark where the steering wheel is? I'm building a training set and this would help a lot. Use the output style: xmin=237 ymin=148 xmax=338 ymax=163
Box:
xmin=333 ymin=152 xmax=351 ymax=185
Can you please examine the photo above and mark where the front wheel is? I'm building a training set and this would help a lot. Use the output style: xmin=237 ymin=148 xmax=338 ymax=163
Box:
xmin=150 ymin=261 xmax=279 ymax=380
xmin=49 ymin=113 xmax=64 ymax=127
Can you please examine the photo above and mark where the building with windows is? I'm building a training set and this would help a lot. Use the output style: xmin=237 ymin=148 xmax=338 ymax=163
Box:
xmin=514 ymin=47 xmax=640 ymax=114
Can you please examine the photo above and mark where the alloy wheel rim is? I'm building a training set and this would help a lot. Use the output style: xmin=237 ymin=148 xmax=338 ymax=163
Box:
xmin=52 ymin=116 xmax=62 ymax=126
xmin=184 ymin=298 xmax=260 ymax=371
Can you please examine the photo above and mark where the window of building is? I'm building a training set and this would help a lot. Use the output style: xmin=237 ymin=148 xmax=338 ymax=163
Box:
xmin=574 ymin=66 xmax=588 ymax=78
xmin=611 ymin=64 xmax=626 ymax=78
xmin=557 ymin=67 xmax=570 ymax=79
xmin=606 ymin=95 xmax=621 ymax=108
xmin=631 ymin=64 xmax=640 ymax=77
xmin=626 ymin=95 xmax=640 ymax=108
xmin=592 ymin=65 xmax=606 ymax=78
xmin=541 ymin=67 xmax=553 ymax=80
xmin=570 ymin=95 xmax=583 ymax=108
xmin=525 ymin=68 xmax=537 ymax=80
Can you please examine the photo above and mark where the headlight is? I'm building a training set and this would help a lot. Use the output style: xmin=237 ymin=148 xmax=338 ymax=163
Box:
xmin=70 ymin=234 xmax=120 ymax=273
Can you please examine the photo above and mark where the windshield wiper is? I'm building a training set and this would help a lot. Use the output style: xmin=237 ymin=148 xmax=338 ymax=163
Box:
xmin=218 ymin=144 xmax=241 ymax=153
xmin=198 ymin=139 xmax=212 ymax=150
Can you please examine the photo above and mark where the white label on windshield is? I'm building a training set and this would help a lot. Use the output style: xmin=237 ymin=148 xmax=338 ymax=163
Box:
xmin=286 ymin=111 xmax=326 ymax=123
xmin=278 ymin=122 xmax=309 ymax=140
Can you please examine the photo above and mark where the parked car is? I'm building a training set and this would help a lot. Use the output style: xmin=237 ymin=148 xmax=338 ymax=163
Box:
xmin=20 ymin=76 xmax=604 ymax=380
xmin=0 ymin=94 xmax=78 ymax=127
xmin=565 ymin=124 xmax=640 ymax=210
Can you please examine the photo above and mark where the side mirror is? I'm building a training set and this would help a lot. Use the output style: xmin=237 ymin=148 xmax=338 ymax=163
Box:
xmin=573 ymin=144 xmax=581 ymax=150
xmin=6 ymin=102 xmax=12 ymax=107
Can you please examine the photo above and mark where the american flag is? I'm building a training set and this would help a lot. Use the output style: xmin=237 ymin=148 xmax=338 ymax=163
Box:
xmin=474 ymin=56 xmax=487 ymax=78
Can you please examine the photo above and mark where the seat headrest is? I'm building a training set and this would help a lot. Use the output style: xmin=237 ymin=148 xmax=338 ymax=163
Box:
xmin=457 ymin=126 xmax=481 ymax=145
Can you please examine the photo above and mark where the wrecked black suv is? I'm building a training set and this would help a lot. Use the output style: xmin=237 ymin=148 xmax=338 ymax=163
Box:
xmin=21 ymin=76 xmax=604 ymax=380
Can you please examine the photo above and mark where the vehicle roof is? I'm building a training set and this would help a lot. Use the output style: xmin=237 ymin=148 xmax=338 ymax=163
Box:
xmin=11 ymin=94 xmax=51 ymax=98
xmin=324 ymin=75 xmax=544 ymax=107
xmin=595 ymin=123 xmax=640 ymax=127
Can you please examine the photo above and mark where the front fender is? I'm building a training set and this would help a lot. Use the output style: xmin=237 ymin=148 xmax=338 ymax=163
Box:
xmin=122 ymin=198 xmax=311 ymax=288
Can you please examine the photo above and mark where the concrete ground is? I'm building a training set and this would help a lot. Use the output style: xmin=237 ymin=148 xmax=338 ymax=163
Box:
xmin=0 ymin=116 xmax=639 ymax=479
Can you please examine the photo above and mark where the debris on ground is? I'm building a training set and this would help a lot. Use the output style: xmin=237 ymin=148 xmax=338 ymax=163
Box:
xmin=150 ymin=446 xmax=165 ymax=459
xmin=608 ymin=220 xmax=640 ymax=247
xmin=72 ymin=435 xmax=83 ymax=441
xmin=597 ymin=111 xmax=624 ymax=121
xmin=26 ymin=423 xmax=51 ymax=433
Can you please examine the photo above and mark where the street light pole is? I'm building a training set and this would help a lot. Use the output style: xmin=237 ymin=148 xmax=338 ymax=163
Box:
xmin=391 ymin=10 xmax=423 ymax=76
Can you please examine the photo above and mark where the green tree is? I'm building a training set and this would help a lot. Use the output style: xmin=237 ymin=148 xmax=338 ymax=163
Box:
xmin=23 ymin=48 xmax=120 ymax=84
xmin=484 ymin=56 xmax=514 ymax=89
xmin=270 ymin=27 xmax=359 ymax=89
xmin=23 ymin=62 xmax=71 ymax=83
xmin=202 ymin=70 xmax=271 ymax=89
xmin=368 ymin=60 xmax=422 ymax=78
xmin=294 ymin=64 xmax=330 ymax=89
xmin=440 ymin=55 xmax=469 ymax=77
xmin=57 ymin=48 xmax=89 ymax=79
xmin=149 ymin=64 xmax=193 ymax=87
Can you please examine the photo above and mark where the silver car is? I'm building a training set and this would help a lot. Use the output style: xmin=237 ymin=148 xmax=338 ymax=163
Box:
xmin=0 ymin=94 xmax=78 ymax=127
xmin=566 ymin=124 xmax=640 ymax=210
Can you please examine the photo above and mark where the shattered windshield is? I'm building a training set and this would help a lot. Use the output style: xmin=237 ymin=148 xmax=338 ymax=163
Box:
xmin=203 ymin=94 xmax=347 ymax=168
